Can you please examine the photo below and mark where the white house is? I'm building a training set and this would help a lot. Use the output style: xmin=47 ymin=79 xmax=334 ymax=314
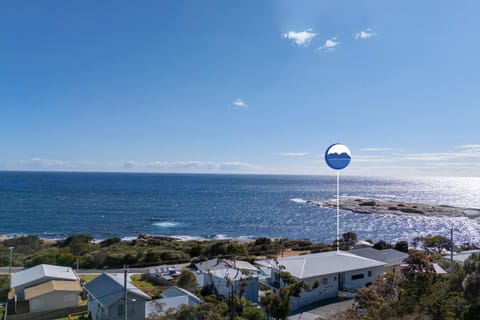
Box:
xmin=257 ymin=251 xmax=385 ymax=311
xmin=10 ymin=264 xmax=81 ymax=314
xmin=195 ymin=258 xmax=259 ymax=303
xmin=84 ymin=273 xmax=150 ymax=320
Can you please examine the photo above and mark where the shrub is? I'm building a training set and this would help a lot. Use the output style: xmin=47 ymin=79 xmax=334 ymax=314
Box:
xmin=359 ymin=201 xmax=377 ymax=206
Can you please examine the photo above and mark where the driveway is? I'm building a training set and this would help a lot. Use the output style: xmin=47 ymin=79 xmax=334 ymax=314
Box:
xmin=289 ymin=298 xmax=355 ymax=320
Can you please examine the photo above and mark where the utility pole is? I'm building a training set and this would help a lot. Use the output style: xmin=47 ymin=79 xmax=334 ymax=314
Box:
xmin=8 ymin=247 xmax=14 ymax=274
xmin=124 ymin=265 xmax=128 ymax=320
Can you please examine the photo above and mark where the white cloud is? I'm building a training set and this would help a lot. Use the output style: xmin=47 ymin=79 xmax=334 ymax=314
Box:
xmin=280 ymin=152 xmax=309 ymax=157
xmin=283 ymin=29 xmax=317 ymax=46
xmin=360 ymin=147 xmax=393 ymax=151
xmin=231 ymin=98 xmax=248 ymax=109
xmin=27 ymin=157 xmax=66 ymax=167
xmin=319 ymin=37 xmax=340 ymax=51
xmin=354 ymin=28 xmax=375 ymax=39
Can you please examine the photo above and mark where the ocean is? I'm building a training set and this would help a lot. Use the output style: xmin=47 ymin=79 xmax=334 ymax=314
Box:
xmin=1 ymin=171 xmax=480 ymax=245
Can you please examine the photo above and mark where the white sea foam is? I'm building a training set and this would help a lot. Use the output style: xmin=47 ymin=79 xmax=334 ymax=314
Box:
xmin=153 ymin=222 xmax=179 ymax=228
xmin=290 ymin=198 xmax=307 ymax=203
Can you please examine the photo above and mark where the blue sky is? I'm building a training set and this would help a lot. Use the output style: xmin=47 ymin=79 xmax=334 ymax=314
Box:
xmin=1 ymin=0 xmax=479 ymax=176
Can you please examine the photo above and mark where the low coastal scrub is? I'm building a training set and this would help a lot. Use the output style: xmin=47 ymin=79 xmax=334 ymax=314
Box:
xmin=0 ymin=234 xmax=334 ymax=269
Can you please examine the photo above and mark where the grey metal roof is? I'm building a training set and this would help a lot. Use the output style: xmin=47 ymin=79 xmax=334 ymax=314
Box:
xmin=257 ymin=251 xmax=386 ymax=279
xmin=195 ymin=258 xmax=257 ymax=273
xmin=209 ymin=268 xmax=256 ymax=281
xmin=11 ymin=264 xmax=78 ymax=289
xmin=84 ymin=273 xmax=150 ymax=307
xmin=348 ymin=248 xmax=408 ymax=267
xmin=450 ymin=250 xmax=480 ymax=263
xmin=162 ymin=286 xmax=202 ymax=304
xmin=146 ymin=295 xmax=201 ymax=317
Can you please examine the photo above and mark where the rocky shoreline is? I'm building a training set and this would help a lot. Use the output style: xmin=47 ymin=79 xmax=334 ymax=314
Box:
xmin=306 ymin=198 xmax=480 ymax=221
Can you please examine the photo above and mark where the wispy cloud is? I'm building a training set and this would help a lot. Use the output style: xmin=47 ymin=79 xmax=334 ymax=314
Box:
xmin=283 ymin=29 xmax=317 ymax=46
xmin=231 ymin=98 xmax=248 ymax=110
xmin=123 ymin=160 xmax=258 ymax=172
xmin=279 ymin=152 xmax=309 ymax=157
xmin=455 ymin=144 xmax=480 ymax=152
xmin=319 ymin=37 xmax=340 ymax=51
xmin=360 ymin=147 xmax=393 ymax=151
xmin=354 ymin=28 xmax=375 ymax=39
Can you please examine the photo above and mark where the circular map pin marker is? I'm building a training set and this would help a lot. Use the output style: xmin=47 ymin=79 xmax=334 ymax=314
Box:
xmin=325 ymin=143 xmax=351 ymax=170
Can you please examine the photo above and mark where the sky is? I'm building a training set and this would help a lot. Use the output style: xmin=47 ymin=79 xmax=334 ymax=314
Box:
xmin=1 ymin=0 xmax=480 ymax=177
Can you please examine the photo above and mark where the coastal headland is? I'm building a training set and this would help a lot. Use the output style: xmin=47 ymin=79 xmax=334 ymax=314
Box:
xmin=308 ymin=198 xmax=480 ymax=221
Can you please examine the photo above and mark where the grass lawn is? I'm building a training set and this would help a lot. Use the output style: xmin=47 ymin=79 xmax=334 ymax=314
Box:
xmin=79 ymin=274 xmax=99 ymax=283
xmin=130 ymin=274 xmax=164 ymax=298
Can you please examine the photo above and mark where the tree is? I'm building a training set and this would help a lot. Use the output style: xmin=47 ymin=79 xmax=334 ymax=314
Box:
xmin=260 ymin=268 xmax=309 ymax=320
xmin=177 ymin=270 xmax=198 ymax=293
xmin=395 ymin=241 xmax=409 ymax=253
xmin=402 ymin=252 xmax=434 ymax=278
xmin=261 ymin=287 xmax=292 ymax=320
xmin=373 ymin=240 xmax=392 ymax=250
xmin=340 ymin=232 xmax=357 ymax=250
xmin=462 ymin=253 xmax=480 ymax=308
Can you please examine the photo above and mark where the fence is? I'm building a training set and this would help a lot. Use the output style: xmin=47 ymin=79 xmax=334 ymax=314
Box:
xmin=6 ymin=305 xmax=87 ymax=320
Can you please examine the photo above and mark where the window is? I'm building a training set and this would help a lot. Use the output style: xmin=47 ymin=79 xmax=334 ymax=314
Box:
xmin=118 ymin=304 xmax=124 ymax=317
xmin=321 ymin=278 xmax=328 ymax=285
xmin=368 ymin=271 xmax=372 ymax=277
xmin=351 ymin=274 xmax=364 ymax=280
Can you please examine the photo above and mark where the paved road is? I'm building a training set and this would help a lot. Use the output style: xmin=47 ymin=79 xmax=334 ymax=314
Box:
xmin=0 ymin=266 xmax=158 ymax=275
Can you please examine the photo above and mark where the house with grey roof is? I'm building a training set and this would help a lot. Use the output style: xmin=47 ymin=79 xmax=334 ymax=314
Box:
xmin=194 ymin=258 xmax=259 ymax=303
xmin=9 ymin=264 xmax=82 ymax=314
xmin=257 ymin=251 xmax=385 ymax=311
xmin=11 ymin=264 xmax=79 ymax=301
xmin=145 ymin=286 xmax=202 ymax=317
xmin=349 ymin=248 xmax=408 ymax=273
xmin=84 ymin=273 xmax=150 ymax=320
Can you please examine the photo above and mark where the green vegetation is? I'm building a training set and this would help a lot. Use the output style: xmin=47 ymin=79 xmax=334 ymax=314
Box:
xmin=359 ymin=201 xmax=377 ymax=207
xmin=400 ymin=207 xmax=425 ymax=214
xmin=1 ymin=234 xmax=332 ymax=269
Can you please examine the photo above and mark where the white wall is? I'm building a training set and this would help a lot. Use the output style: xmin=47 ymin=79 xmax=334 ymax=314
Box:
xmin=343 ymin=266 xmax=383 ymax=291
xmin=290 ymin=274 xmax=338 ymax=311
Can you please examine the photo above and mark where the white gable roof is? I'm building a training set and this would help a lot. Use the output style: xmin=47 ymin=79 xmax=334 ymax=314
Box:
xmin=258 ymin=251 xmax=385 ymax=279
xmin=11 ymin=264 xmax=78 ymax=288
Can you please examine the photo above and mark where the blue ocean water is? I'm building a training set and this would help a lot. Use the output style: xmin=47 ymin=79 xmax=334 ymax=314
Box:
xmin=1 ymin=171 xmax=480 ymax=245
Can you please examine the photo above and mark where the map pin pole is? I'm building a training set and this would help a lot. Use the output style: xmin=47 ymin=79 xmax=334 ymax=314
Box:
xmin=337 ymin=170 xmax=340 ymax=252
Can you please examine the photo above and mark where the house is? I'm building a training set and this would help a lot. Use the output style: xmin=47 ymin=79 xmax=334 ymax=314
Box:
xmin=84 ymin=273 xmax=151 ymax=320
xmin=349 ymin=248 xmax=408 ymax=273
xmin=145 ymin=286 xmax=202 ymax=317
xmin=257 ymin=251 xmax=385 ymax=311
xmin=10 ymin=264 xmax=81 ymax=314
xmin=11 ymin=264 xmax=79 ymax=301
xmin=194 ymin=258 xmax=259 ymax=303
xmin=24 ymin=280 xmax=82 ymax=313
xmin=195 ymin=258 xmax=258 ymax=274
